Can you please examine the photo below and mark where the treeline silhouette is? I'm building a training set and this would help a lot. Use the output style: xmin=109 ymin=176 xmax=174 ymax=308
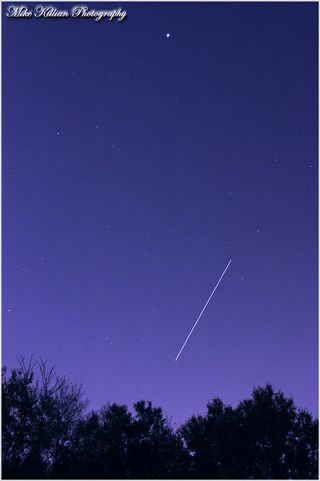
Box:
xmin=2 ymin=358 xmax=318 ymax=479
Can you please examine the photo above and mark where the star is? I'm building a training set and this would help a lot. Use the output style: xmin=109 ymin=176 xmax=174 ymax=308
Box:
xmin=166 ymin=33 xmax=170 ymax=38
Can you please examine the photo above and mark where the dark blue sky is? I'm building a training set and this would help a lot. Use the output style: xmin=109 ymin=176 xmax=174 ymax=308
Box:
xmin=3 ymin=2 xmax=318 ymax=423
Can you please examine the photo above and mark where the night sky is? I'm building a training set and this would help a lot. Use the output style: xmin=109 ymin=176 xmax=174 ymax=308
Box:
xmin=3 ymin=2 xmax=318 ymax=423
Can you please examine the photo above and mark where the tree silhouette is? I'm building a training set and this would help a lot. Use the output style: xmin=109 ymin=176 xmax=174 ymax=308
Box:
xmin=70 ymin=403 xmax=133 ymax=478
xmin=180 ymin=384 xmax=318 ymax=479
xmin=236 ymin=384 xmax=299 ymax=478
xmin=2 ymin=358 xmax=86 ymax=479
xmin=2 ymin=362 xmax=40 ymax=479
xmin=127 ymin=401 xmax=189 ymax=478
xmin=2 ymin=361 xmax=318 ymax=479
xmin=180 ymin=398 xmax=241 ymax=478
xmin=69 ymin=400 xmax=189 ymax=478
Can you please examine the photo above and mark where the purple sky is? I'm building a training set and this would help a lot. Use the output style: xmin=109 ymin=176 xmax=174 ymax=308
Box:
xmin=3 ymin=2 xmax=318 ymax=424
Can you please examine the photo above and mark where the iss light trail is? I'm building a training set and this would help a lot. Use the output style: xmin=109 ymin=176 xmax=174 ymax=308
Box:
xmin=174 ymin=259 xmax=232 ymax=362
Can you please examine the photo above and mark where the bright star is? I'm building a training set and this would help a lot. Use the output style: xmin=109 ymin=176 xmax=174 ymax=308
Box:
xmin=166 ymin=33 xmax=170 ymax=38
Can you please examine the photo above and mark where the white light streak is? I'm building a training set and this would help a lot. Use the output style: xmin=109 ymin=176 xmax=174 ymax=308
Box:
xmin=174 ymin=259 xmax=232 ymax=362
